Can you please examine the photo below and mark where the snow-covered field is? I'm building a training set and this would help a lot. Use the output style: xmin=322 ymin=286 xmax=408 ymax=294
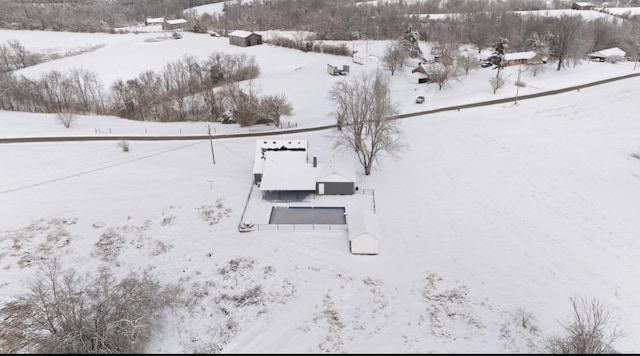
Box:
xmin=1 ymin=23 xmax=640 ymax=353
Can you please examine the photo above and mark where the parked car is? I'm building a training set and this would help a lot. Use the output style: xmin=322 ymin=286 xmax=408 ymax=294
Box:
xmin=416 ymin=96 xmax=425 ymax=104
xmin=480 ymin=61 xmax=492 ymax=68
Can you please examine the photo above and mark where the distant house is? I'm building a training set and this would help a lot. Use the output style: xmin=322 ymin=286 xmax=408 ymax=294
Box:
xmin=145 ymin=17 xmax=164 ymax=26
xmin=504 ymin=51 xmax=543 ymax=66
xmin=587 ymin=47 xmax=626 ymax=62
xmin=162 ymin=18 xmax=188 ymax=31
xmin=347 ymin=210 xmax=382 ymax=255
xmin=410 ymin=64 xmax=433 ymax=84
xmin=571 ymin=2 xmax=595 ymax=10
xmin=252 ymin=139 xmax=355 ymax=196
xmin=228 ymin=30 xmax=263 ymax=47
xmin=352 ymin=52 xmax=379 ymax=65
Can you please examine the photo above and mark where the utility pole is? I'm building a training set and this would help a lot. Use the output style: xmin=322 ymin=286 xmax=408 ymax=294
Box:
xmin=207 ymin=125 xmax=216 ymax=165
xmin=635 ymin=43 xmax=639 ymax=71
xmin=515 ymin=64 xmax=523 ymax=105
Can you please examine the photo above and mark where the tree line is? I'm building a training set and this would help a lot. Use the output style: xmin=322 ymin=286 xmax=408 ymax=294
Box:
xmin=0 ymin=51 xmax=292 ymax=126
xmin=2 ymin=0 xmax=638 ymax=62
xmin=197 ymin=0 xmax=640 ymax=58
xmin=0 ymin=0 xmax=222 ymax=32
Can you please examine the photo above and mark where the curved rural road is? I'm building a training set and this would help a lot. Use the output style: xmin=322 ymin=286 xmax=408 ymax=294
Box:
xmin=1 ymin=72 xmax=639 ymax=144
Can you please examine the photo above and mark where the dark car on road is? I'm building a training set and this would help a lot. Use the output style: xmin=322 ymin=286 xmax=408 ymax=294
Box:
xmin=416 ymin=96 xmax=425 ymax=104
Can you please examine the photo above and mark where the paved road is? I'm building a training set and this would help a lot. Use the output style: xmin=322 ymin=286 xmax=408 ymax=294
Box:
xmin=1 ymin=71 xmax=639 ymax=145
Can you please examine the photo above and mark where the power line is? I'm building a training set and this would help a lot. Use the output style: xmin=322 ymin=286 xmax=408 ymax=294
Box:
xmin=0 ymin=140 xmax=205 ymax=196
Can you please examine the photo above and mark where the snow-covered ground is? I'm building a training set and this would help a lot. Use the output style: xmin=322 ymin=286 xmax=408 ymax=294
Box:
xmin=1 ymin=26 xmax=640 ymax=353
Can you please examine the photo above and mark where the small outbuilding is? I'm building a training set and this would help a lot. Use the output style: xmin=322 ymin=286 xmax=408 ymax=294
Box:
xmin=347 ymin=210 xmax=382 ymax=255
xmin=587 ymin=47 xmax=627 ymax=62
xmin=163 ymin=18 xmax=188 ymax=31
xmin=145 ymin=17 xmax=164 ymax=26
xmin=571 ymin=2 xmax=595 ymax=10
xmin=229 ymin=30 xmax=263 ymax=47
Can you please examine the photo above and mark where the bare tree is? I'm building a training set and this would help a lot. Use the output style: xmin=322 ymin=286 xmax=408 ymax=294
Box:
xmin=456 ymin=53 xmax=478 ymax=75
xmin=464 ymin=12 xmax=492 ymax=53
xmin=383 ymin=40 xmax=407 ymax=76
xmin=118 ymin=140 xmax=130 ymax=152
xmin=547 ymin=15 xmax=584 ymax=71
xmin=0 ymin=258 xmax=180 ymax=354
xmin=526 ymin=61 xmax=546 ymax=77
xmin=259 ymin=93 xmax=293 ymax=127
xmin=545 ymin=296 xmax=623 ymax=354
xmin=220 ymin=81 xmax=261 ymax=127
xmin=489 ymin=72 xmax=505 ymax=94
xmin=427 ymin=62 xmax=462 ymax=90
xmin=435 ymin=42 xmax=460 ymax=66
xmin=526 ymin=32 xmax=551 ymax=77
xmin=56 ymin=110 xmax=76 ymax=128
xmin=329 ymin=70 xmax=406 ymax=175
xmin=7 ymin=40 xmax=30 ymax=69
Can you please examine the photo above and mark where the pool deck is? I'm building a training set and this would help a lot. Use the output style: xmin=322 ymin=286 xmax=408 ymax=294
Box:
xmin=240 ymin=183 xmax=375 ymax=228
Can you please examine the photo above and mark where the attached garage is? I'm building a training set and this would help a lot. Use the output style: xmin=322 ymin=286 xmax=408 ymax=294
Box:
xmin=316 ymin=173 xmax=354 ymax=195
xmin=347 ymin=210 xmax=381 ymax=255
xmin=315 ymin=159 xmax=356 ymax=195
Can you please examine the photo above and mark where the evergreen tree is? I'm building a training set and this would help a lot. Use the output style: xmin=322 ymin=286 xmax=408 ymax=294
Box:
xmin=400 ymin=25 xmax=423 ymax=59
xmin=491 ymin=37 xmax=509 ymax=78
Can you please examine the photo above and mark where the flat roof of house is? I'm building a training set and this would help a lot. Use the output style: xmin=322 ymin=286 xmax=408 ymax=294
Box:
xmin=252 ymin=139 xmax=308 ymax=175
xmin=259 ymin=151 xmax=317 ymax=191
xmin=146 ymin=17 xmax=164 ymax=23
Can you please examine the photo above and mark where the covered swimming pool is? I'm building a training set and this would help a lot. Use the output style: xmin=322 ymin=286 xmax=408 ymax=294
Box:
xmin=269 ymin=206 xmax=346 ymax=225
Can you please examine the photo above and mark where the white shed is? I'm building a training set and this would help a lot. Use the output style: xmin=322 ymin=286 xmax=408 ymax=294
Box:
xmin=346 ymin=210 xmax=381 ymax=255
xmin=353 ymin=53 xmax=379 ymax=65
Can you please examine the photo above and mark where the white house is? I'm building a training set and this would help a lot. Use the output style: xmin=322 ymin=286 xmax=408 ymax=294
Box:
xmin=353 ymin=52 xmax=379 ymax=65
xmin=251 ymin=139 xmax=355 ymax=196
xmin=347 ymin=210 xmax=382 ymax=255
xmin=145 ymin=17 xmax=164 ymax=26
